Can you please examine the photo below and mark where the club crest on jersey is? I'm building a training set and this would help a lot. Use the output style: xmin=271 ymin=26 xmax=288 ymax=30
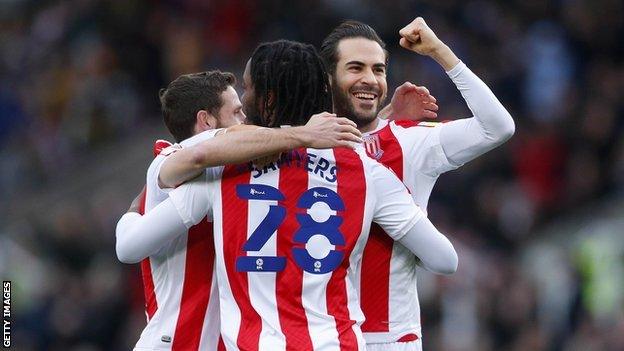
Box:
xmin=363 ymin=134 xmax=384 ymax=160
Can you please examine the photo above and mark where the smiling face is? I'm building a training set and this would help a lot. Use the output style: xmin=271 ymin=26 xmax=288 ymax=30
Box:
xmin=331 ymin=37 xmax=388 ymax=130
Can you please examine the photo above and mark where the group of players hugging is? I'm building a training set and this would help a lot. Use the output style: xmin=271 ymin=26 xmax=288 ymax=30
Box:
xmin=115 ymin=16 xmax=514 ymax=351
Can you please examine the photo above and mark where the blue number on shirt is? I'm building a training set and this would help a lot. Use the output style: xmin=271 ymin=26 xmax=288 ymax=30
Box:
xmin=293 ymin=187 xmax=346 ymax=274
xmin=235 ymin=184 xmax=287 ymax=272
xmin=235 ymin=185 xmax=346 ymax=274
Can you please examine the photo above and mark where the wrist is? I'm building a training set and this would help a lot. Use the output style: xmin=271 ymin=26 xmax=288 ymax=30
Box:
xmin=430 ymin=44 xmax=460 ymax=71
xmin=285 ymin=126 xmax=310 ymax=148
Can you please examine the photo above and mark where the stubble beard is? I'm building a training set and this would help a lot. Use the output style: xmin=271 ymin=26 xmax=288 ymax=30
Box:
xmin=244 ymin=99 xmax=267 ymax=127
xmin=331 ymin=77 xmax=381 ymax=129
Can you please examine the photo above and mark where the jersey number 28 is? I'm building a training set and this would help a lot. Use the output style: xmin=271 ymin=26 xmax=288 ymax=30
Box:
xmin=235 ymin=184 xmax=345 ymax=274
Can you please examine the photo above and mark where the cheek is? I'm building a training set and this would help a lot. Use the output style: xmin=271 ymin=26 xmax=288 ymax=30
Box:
xmin=378 ymin=80 xmax=388 ymax=98
xmin=336 ymin=72 xmax=355 ymax=91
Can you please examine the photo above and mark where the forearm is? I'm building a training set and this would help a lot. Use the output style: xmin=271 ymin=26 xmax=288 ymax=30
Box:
xmin=200 ymin=127 xmax=308 ymax=164
xmin=115 ymin=200 xmax=189 ymax=263
xmin=159 ymin=128 xmax=306 ymax=187
xmin=439 ymin=61 xmax=515 ymax=165
xmin=429 ymin=44 xmax=460 ymax=71
xmin=398 ymin=216 xmax=458 ymax=275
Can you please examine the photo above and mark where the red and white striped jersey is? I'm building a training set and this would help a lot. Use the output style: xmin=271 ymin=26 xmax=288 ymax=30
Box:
xmin=134 ymin=129 xmax=224 ymax=351
xmin=359 ymin=118 xmax=459 ymax=344
xmin=169 ymin=146 xmax=424 ymax=351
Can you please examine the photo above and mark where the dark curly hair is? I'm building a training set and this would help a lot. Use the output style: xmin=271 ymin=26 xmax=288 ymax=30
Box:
xmin=248 ymin=40 xmax=332 ymax=127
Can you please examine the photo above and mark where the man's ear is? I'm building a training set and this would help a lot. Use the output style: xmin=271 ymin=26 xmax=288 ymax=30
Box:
xmin=196 ymin=110 xmax=218 ymax=131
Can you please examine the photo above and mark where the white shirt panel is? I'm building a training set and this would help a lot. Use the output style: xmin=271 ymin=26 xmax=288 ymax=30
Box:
xmin=133 ymin=128 xmax=222 ymax=350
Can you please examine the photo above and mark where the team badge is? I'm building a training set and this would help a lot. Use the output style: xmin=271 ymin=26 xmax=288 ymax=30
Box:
xmin=363 ymin=134 xmax=384 ymax=160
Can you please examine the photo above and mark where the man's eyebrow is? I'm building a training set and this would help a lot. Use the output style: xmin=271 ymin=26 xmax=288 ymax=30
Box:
xmin=345 ymin=61 xmax=386 ymax=68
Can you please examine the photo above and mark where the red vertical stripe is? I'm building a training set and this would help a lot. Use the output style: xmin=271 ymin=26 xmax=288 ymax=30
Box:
xmin=172 ymin=218 xmax=215 ymax=350
xmin=221 ymin=165 xmax=261 ymax=351
xmin=360 ymin=124 xmax=404 ymax=333
xmin=373 ymin=124 xmax=405 ymax=180
xmin=359 ymin=224 xmax=393 ymax=332
xmin=276 ymin=149 xmax=314 ymax=350
xmin=139 ymin=140 xmax=171 ymax=321
xmin=217 ymin=336 xmax=226 ymax=351
xmin=140 ymin=259 xmax=158 ymax=320
xmin=137 ymin=185 xmax=159 ymax=320
xmin=327 ymin=148 xmax=366 ymax=350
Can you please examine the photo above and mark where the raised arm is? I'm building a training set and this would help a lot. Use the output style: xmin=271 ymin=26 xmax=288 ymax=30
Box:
xmin=399 ymin=17 xmax=515 ymax=166
xmin=438 ymin=61 xmax=515 ymax=165
xmin=159 ymin=112 xmax=362 ymax=188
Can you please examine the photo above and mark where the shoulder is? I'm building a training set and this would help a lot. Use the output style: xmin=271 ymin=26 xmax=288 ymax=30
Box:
xmin=180 ymin=128 xmax=223 ymax=147
xmin=386 ymin=120 xmax=451 ymax=149
xmin=153 ymin=139 xmax=173 ymax=156
xmin=147 ymin=153 xmax=168 ymax=178
xmin=391 ymin=120 xmax=446 ymax=129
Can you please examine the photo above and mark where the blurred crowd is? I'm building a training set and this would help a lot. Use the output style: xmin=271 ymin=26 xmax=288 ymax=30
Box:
xmin=1 ymin=0 xmax=623 ymax=350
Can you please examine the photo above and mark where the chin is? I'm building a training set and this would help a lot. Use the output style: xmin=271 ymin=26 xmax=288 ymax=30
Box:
xmin=354 ymin=106 xmax=379 ymax=120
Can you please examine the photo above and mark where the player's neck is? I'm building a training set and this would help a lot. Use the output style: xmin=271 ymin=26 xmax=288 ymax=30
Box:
xmin=358 ymin=118 xmax=380 ymax=134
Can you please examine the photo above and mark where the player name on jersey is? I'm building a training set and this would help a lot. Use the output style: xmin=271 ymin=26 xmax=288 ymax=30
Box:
xmin=237 ymin=149 xmax=339 ymax=183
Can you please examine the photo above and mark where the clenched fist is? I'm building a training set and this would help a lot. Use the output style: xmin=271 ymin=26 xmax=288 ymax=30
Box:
xmin=399 ymin=17 xmax=445 ymax=56
xmin=398 ymin=17 xmax=460 ymax=71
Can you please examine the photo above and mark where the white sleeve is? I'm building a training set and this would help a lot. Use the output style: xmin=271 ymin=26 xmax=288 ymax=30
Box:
xmin=168 ymin=172 xmax=217 ymax=228
xmin=115 ymin=200 xmax=190 ymax=264
xmin=370 ymin=160 xmax=425 ymax=239
xmin=398 ymin=216 xmax=458 ymax=275
xmin=146 ymin=154 xmax=171 ymax=203
xmin=439 ymin=61 xmax=515 ymax=167
xmin=153 ymin=129 xmax=223 ymax=193
xmin=402 ymin=123 xmax=459 ymax=177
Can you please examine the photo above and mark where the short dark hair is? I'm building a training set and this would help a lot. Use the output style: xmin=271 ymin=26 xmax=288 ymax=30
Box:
xmin=320 ymin=20 xmax=388 ymax=75
xmin=248 ymin=40 xmax=332 ymax=127
xmin=159 ymin=70 xmax=236 ymax=142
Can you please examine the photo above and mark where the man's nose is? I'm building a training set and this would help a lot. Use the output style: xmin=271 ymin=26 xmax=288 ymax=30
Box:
xmin=359 ymin=67 xmax=377 ymax=86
